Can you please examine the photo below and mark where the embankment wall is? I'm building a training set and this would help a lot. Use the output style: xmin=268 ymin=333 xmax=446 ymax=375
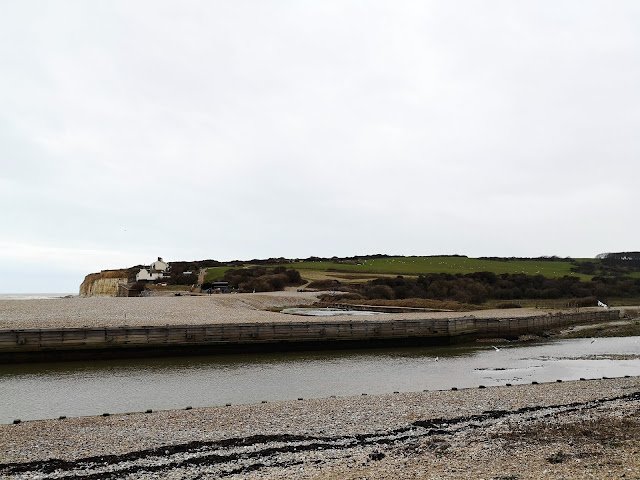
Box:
xmin=0 ymin=310 xmax=620 ymax=363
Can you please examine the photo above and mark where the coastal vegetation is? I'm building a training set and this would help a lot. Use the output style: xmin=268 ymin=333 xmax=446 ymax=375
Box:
xmin=145 ymin=252 xmax=640 ymax=287
xmin=207 ymin=252 xmax=640 ymax=307
xmin=203 ymin=266 xmax=304 ymax=292
xmin=318 ymin=272 xmax=640 ymax=307
xmin=278 ymin=255 xmax=588 ymax=279
xmin=82 ymin=252 xmax=640 ymax=306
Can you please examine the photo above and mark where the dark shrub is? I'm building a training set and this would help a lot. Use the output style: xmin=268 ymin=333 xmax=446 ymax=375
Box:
xmin=363 ymin=285 xmax=394 ymax=300
xmin=496 ymin=302 xmax=522 ymax=309
xmin=566 ymin=296 xmax=597 ymax=308
xmin=265 ymin=274 xmax=288 ymax=291
xmin=343 ymin=270 xmax=640 ymax=304
xmin=239 ymin=278 xmax=273 ymax=292
xmin=285 ymin=269 xmax=303 ymax=284
xmin=329 ymin=293 xmax=363 ymax=301
xmin=394 ymin=286 xmax=408 ymax=299
xmin=308 ymin=279 xmax=342 ymax=290
xmin=223 ymin=266 xmax=304 ymax=292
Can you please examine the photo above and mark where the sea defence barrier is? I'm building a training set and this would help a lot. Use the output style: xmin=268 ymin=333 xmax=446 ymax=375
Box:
xmin=0 ymin=310 xmax=620 ymax=363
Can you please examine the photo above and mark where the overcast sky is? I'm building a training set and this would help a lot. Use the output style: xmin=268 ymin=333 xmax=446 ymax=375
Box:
xmin=2 ymin=1 xmax=639 ymax=293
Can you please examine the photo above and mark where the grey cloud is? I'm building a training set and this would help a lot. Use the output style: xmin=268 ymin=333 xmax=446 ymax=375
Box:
xmin=1 ymin=1 xmax=639 ymax=291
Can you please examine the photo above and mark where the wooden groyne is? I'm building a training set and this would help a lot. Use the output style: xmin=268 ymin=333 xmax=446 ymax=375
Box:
xmin=0 ymin=310 xmax=620 ymax=363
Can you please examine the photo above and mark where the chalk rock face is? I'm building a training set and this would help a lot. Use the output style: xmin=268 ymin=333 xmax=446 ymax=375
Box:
xmin=79 ymin=270 xmax=129 ymax=297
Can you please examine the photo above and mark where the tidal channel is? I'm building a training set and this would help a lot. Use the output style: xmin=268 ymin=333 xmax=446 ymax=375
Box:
xmin=1 ymin=336 xmax=639 ymax=424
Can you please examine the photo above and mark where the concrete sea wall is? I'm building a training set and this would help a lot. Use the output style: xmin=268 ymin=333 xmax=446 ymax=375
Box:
xmin=0 ymin=310 xmax=620 ymax=363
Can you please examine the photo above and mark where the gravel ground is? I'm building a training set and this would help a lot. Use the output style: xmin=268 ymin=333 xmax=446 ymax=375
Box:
xmin=1 ymin=377 xmax=639 ymax=479
xmin=0 ymin=292 xmax=570 ymax=330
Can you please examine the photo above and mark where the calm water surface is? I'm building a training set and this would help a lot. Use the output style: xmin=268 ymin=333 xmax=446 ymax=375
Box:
xmin=0 ymin=293 xmax=75 ymax=300
xmin=1 ymin=336 xmax=639 ymax=423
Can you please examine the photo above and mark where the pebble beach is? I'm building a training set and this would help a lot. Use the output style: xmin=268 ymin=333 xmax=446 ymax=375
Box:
xmin=0 ymin=292 xmax=569 ymax=330
xmin=1 ymin=377 xmax=639 ymax=479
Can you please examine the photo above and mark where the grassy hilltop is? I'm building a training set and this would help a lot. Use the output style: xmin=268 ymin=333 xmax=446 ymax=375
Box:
xmin=205 ymin=256 xmax=590 ymax=283
xmin=201 ymin=254 xmax=640 ymax=308
xmin=282 ymin=256 xmax=590 ymax=280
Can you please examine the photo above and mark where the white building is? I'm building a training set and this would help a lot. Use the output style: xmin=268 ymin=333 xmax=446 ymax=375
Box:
xmin=150 ymin=257 xmax=169 ymax=272
xmin=136 ymin=268 xmax=164 ymax=281
xmin=135 ymin=257 xmax=169 ymax=282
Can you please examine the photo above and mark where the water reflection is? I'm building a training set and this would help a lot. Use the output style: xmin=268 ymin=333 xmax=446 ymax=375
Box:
xmin=0 ymin=337 xmax=639 ymax=423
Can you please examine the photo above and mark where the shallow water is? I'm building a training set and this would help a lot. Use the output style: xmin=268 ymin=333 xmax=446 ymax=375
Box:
xmin=281 ymin=307 xmax=387 ymax=316
xmin=0 ymin=336 xmax=639 ymax=423
xmin=0 ymin=293 xmax=74 ymax=300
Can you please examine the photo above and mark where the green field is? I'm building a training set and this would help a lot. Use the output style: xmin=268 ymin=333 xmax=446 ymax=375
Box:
xmin=203 ymin=267 xmax=230 ymax=282
xmin=203 ymin=256 xmax=597 ymax=285
xmin=279 ymin=256 xmax=591 ymax=280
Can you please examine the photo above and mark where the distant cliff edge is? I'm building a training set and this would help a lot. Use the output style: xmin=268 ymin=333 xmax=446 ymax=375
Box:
xmin=79 ymin=269 xmax=131 ymax=297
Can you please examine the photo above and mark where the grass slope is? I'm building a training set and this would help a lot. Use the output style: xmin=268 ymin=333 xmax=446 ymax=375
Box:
xmin=203 ymin=267 xmax=230 ymax=283
xmin=203 ymin=257 xmax=594 ymax=286
xmin=283 ymin=256 xmax=591 ymax=280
